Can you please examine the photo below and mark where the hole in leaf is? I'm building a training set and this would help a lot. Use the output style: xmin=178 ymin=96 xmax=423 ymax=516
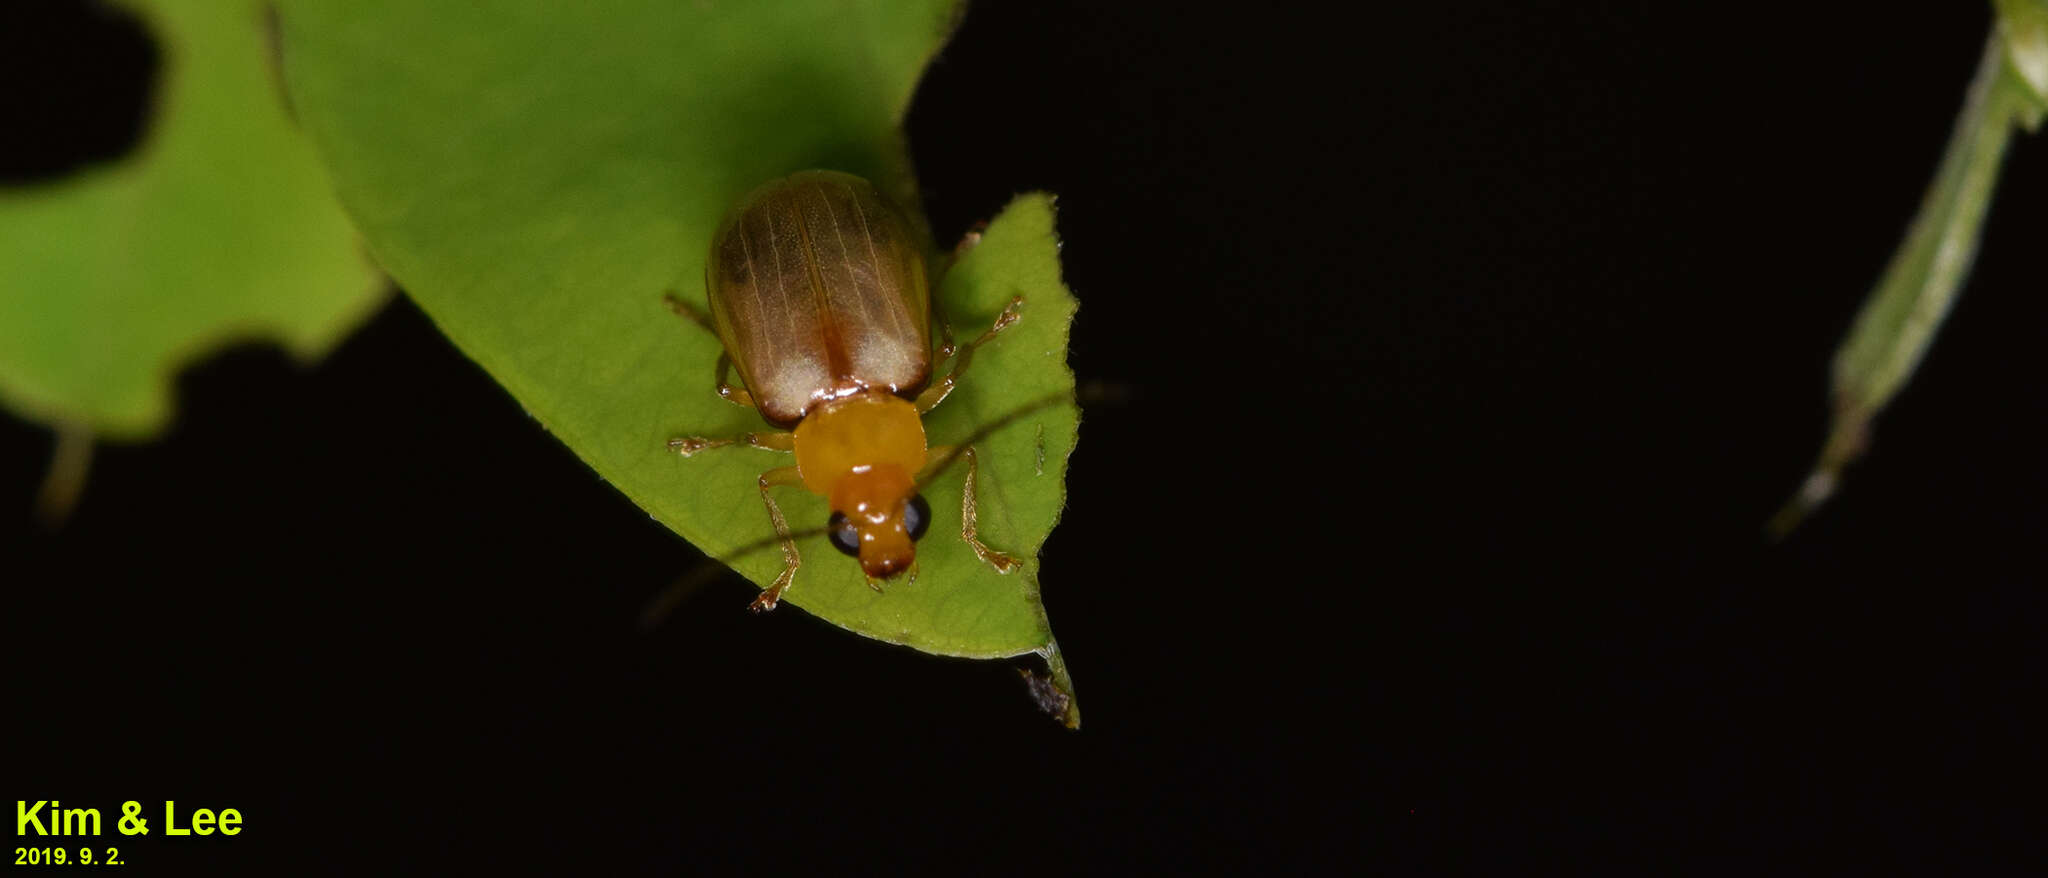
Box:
xmin=0 ymin=1 xmax=160 ymax=185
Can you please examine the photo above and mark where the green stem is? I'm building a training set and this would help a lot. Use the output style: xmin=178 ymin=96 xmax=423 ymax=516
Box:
xmin=1772 ymin=28 xmax=2037 ymax=536
xmin=34 ymin=421 xmax=94 ymax=529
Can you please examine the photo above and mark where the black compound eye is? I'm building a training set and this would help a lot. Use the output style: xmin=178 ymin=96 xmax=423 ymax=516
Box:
xmin=827 ymin=511 xmax=860 ymax=557
xmin=904 ymin=493 xmax=932 ymax=541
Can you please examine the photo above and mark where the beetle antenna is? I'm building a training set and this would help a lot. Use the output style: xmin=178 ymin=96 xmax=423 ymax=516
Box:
xmin=641 ymin=380 xmax=1130 ymax=629
xmin=638 ymin=522 xmax=834 ymax=629
xmin=915 ymin=380 xmax=1129 ymax=491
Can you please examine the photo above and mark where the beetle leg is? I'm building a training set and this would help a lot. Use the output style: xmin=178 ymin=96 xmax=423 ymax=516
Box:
xmin=712 ymin=353 xmax=756 ymax=408
xmin=930 ymin=292 xmax=959 ymax=363
xmin=955 ymin=222 xmax=987 ymax=255
xmin=665 ymin=293 xmax=757 ymax=408
xmin=749 ymin=465 xmax=804 ymax=612
xmin=915 ymin=295 xmax=1024 ymax=414
xmin=668 ymin=430 xmax=792 ymax=457
xmin=662 ymin=291 xmax=715 ymax=332
xmin=936 ymin=316 xmax=958 ymax=363
xmin=925 ymin=445 xmax=1020 ymax=574
xmin=937 ymin=222 xmax=989 ymax=278
xmin=931 ymin=223 xmax=992 ymax=361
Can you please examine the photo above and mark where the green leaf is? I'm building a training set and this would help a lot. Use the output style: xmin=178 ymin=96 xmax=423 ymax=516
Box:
xmin=1771 ymin=25 xmax=2041 ymax=534
xmin=276 ymin=1 xmax=1081 ymax=719
xmin=1995 ymin=0 xmax=2048 ymax=118
xmin=0 ymin=0 xmax=383 ymax=438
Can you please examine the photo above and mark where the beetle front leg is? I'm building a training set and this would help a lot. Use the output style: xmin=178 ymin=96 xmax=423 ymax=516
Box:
xmin=926 ymin=445 xmax=1019 ymax=574
xmin=667 ymin=429 xmax=793 ymax=457
xmin=750 ymin=465 xmax=805 ymax=612
xmin=916 ymin=295 xmax=1023 ymax=414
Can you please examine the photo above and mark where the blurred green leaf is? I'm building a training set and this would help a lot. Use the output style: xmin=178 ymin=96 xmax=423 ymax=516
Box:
xmin=0 ymin=0 xmax=383 ymax=438
xmin=1772 ymin=21 xmax=2042 ymax=534
xmin=1995 ymin=0 xmax=2048 ymax=114
xmin=277 ymin=0 xmax=1081 ymax=718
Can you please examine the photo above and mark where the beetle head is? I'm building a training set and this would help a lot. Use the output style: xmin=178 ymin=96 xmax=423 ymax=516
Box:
xmin=825 ymin=465 xmax=931 ymax=578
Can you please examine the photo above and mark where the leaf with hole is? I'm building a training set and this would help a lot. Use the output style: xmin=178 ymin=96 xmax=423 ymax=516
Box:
xmin=277 ymin=0 xmax=1082 ymax=723
xmin=0 ymin=0 xmax=382 ymax=438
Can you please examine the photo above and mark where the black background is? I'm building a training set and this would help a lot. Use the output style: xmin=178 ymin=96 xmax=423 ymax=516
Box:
xmin=6 ymin=1 xmax=2046 ymax=872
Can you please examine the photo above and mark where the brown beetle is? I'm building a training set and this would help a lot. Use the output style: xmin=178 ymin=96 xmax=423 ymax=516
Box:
xmin=667 ymin=170 xmax=1023 ymax=611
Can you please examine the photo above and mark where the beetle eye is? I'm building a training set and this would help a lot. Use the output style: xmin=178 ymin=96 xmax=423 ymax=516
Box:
xmin=904 ymin=493 xmax=931 ymax=541
xmin=827 ymin=511 xmax=860 ymax=557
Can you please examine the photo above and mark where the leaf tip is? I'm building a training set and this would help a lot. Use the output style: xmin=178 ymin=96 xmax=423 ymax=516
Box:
xmin=1768 ymin=403 xmax=1871 ymax=540
xmin=1767 ymin=466 xmax=1839 ymax=540
xmin=1021 ymin=641 xmax=1080 ymax=729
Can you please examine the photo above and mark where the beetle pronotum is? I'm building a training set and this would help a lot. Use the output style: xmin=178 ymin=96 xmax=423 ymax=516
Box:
xmin=666 ymin=170 xmax=1024 ymax=612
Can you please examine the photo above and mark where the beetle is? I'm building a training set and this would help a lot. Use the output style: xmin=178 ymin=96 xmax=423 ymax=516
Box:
xmin=665 ymin=170 xmax=1024 ymax=612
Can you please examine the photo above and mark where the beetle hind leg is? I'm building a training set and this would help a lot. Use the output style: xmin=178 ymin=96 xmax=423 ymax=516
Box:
xmin=664 ymin=292 xmax=757 ymax=408
xmin=710 ymin=353 xmax=755 ymax=408
xmin=662 ymin=291 xmax=715 ymax=331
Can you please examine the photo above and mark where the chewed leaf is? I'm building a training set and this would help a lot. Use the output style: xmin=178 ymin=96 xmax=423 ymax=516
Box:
xmin=0 ymin=0 xmax=383 ymax=438
xmin=276 ymin=0 xmax=1082 ymax=711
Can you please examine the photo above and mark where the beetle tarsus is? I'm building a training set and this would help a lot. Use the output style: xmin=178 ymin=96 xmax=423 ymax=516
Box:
xmin=749 ymin=557 xmax=796 ymax=611
xmin=973 ymin=545 xmax=1020 ymax=574
xmin=668 ymin=436 xmax=731 ymax=456
xmin=954 ymin=222 xmax=988 ymax=256
xmin=941 ymin=223 xmax=987 ymax=275
xmin=989 ymin=295 xmax=1023 ymax=333
xmin=748 ymin=576 xmax=790 ymax=613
